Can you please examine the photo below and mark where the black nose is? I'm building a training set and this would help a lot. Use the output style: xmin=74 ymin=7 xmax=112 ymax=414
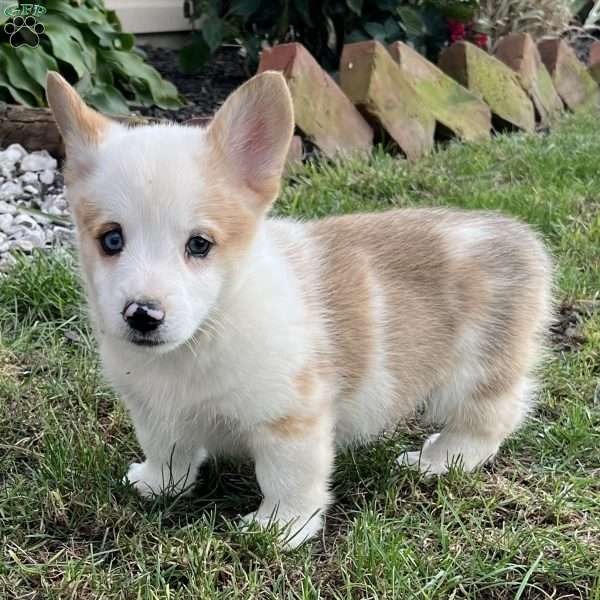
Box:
xmin=123 ymin=301 xmax=165 ymax=334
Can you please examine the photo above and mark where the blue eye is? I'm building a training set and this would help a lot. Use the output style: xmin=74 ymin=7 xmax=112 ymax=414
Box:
xmin=100 ymin=228 xmax=124 ymax=256
xmin=186 ymin=235 xmax=212 ymax=258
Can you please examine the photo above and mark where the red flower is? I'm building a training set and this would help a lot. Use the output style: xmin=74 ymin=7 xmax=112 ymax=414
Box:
xmin=473 ymin=33 xmax=489 ymax=50
xmin=447 ymin=18 xmax=466 ymax=43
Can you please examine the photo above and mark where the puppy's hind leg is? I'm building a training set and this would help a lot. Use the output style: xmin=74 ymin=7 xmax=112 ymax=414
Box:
xmin=399 ymin=375 xmax=536 ymax=475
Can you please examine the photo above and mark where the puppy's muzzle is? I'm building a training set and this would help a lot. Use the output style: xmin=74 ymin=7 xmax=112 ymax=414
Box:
xmin=123 ymin=300 xmax=165 ymax=334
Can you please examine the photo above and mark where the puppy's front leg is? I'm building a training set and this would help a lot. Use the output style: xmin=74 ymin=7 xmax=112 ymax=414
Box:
xmin=124 ymin=405 xmax=207 ymax=498
xmin=245 ymin=411 xmax=334 ymax=548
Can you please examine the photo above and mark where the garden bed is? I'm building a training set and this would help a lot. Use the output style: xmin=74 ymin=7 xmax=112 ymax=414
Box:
xmin=137 ymin=45 xmax=247 ymax=122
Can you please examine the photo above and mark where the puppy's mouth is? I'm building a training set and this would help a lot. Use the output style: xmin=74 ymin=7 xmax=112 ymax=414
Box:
xmin=130 ymin=337 xmax=165 ymax=347
xmin=126 ymin=333 xmax=167 ymax=348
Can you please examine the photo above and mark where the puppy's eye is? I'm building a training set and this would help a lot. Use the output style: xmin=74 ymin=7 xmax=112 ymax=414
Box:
xmin=186 ymin=235 xmax=212 ymax=258
xmin=99 ymin=228 xmax=124 ymax=256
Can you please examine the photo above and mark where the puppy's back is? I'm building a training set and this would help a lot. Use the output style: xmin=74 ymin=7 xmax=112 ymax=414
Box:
xmin=302 ymin=209 xmax=552 ymax=440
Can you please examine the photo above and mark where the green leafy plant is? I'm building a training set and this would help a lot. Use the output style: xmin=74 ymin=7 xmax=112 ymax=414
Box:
xmin=0 ymin=0 xmax=183 ymax=114
xmin=181 ymin=0 xmax=479 ymax=73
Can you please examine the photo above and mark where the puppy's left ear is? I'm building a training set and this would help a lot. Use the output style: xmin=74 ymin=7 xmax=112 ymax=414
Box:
xmin=207 ymin=71 xmax=294 ymax=204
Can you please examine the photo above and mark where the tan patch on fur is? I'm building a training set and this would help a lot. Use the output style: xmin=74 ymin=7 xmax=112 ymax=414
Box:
xmin=295 ymin=367 xmax=315 ymax=399
xmin=197 ymin=182 xmax=260 ymax=260
xmin=269 ymin=414 xmax=318 ymax=437
xmin=305 ymin=208 xmax=551 ymax=418
xmin=72 ymin=199 xmax=103 ymax=236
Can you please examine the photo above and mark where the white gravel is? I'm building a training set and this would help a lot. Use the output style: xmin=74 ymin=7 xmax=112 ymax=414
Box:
xmin=0 ymin=144 xmax=73 ymax=272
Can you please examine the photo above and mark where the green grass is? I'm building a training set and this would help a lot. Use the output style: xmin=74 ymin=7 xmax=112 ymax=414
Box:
xmin=1 ymin=112 xmax=599 ymax=599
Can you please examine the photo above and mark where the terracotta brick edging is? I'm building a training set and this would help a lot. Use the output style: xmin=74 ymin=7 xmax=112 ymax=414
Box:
xmin=258 ymin=42 xmax=373 ymax=158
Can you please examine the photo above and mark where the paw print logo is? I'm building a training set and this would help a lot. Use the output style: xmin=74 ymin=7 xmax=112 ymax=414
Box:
xmin=4 ymin=15 xmax=45 ymax=48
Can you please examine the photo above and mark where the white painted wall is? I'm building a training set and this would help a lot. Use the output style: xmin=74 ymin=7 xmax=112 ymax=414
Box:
xmin=105 ymin=0 xmax=192 ymax=34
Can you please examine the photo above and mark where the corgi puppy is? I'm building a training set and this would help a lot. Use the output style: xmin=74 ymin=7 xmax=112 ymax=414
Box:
xmin=46 ymin=70 xmax=552 ymax=548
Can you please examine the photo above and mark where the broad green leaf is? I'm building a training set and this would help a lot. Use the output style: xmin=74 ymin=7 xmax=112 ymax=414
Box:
xmin=41 ymin=14 xmax=88 ymax=49
xmin=88 ymin=22 xmax=134 ymax=51
xmin=0 ymin=54 xmax=37 ymax=105
xmin=180 ymin=36 xmax=211 ymax=73
xmin=2 ymin=44 xmax=43 ymax=105
xmin=201 ymin=14 xmax=223 ymax=52
xmin=15 ymin=45 xmax=59 ymax=88
xmin=84 ymin=80 xmax=130 ymax=115
xmin=74 ymin=72 xmax=93 ymax=96
xmin=364 ymin=21 xmax=387 ymax=41
xmin=101 ymin=49 xmax=182 ymax=109
xmin=42 ymin=22 xmax=90 ymax=77
xmin=325 ymin=16 xmax=337 ymax=50
xmin=44 ymin=0 xmax=106 ymax=24
xmin=345 ymin=29 xmax=369 ymax=43
xmin=228 ymin=0 xmax=261 ymax=19
xmin=124 ymin=79 xmax=155 ymax=108
xmin=346 ymin=0 xmax=363 ymax=15
xmin=384 ymin=16 xmax=402 ymax=41
xmin=397 ymin=6 xmax=427 ymax=37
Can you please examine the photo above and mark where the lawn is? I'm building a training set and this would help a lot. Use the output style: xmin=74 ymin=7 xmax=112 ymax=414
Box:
xmin=1 ymin=112 xmax=599 ymax=599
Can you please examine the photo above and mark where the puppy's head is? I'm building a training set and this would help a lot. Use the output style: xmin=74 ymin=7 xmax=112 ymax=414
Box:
xmin=47 ymin=71 xmax=293 ymax=352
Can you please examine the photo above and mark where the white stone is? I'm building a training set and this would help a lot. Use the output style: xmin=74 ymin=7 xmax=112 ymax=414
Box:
xmin=19 ymin=171 xmax=39 ymax=185
xmin=5 ymin=143 xmax=27 ymax=161
xmin=23 ymin=184 xmax=39 ymax=196
xmin=53 ymin=227 xmax=74 ymax=244
xmin=0 ymin=213 xmax=13 ymax=233
xmin=20 ymin=228 xmax=47 ymax=247
xmin=20 ymin=150 xmax=57 ymax=172
xmin=0 ymin=180 xmax=23 ymax=201
xmin=39 ymin=169 xmax=55 ymax=185
xmin=0 ymin=200 xmax=16 ymax=215
xmin=11 ymin=238 xmax=34 ymax=252
xmin=13 ymin=214 xmax=38 ymax=229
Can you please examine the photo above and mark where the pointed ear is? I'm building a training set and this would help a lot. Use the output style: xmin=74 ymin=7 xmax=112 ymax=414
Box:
xmin=46 ymin=71 xmax=112 ymax=150
xmin=207 ymin=71 xmax=294 ymax=203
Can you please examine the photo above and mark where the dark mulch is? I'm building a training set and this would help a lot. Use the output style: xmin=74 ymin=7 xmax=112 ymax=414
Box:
xmin=550 ymin=301 xmax=598 ymax=352
xmin=137 ymin=45 xmax=248 ymax=122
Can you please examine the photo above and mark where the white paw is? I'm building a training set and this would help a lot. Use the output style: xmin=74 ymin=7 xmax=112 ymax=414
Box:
xmin=397 ymin=432 xmax=457 ymax=476
xmin=124 ymin=461 xmax=195 ymax=498
xmin=240 ymin=506 xmax=323 ymax=549
xmin=398 ymin=431 xmax=498 ymax=476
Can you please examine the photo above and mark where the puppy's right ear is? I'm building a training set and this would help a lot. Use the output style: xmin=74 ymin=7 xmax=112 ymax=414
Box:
xmin=46 ymin=71 xmax=113 ymax=150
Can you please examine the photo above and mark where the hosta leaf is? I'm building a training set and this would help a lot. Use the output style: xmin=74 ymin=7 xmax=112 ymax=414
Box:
xmin=201 ymin=15 xmax=224 ymax=52
xmin=42 ymin=22 xmax=90 ymax=77
xmin=0 ymin=54 xmax=37 ymax=106
xmin=346 ymin=0 xmax=364 ymax=15
xmin=83 ymin=80 xmax=130 ymax=115
xmin=228 ymin=0 xmax=261 ymax=19
xmin=42 ymin=14 xmax=88 ymax=49
xmin=180 ymin=35 xmax=211 ymax=73
xmin=44 ymin=0 xmax=105 ymax=24
xmin=2 ymin=44 xmax=44 ymax=105
xmin=88 ymin=22 xmax=134 ymax=50
xmin=15 ymin=45 xmax=59 ymax=88
xmin=398 ymin=6 xmax=427 ymax=36
xmin=100 ymin=49 xmax=183 ymax=109
xmin=364 ymin=21 xmax=387 ymax=41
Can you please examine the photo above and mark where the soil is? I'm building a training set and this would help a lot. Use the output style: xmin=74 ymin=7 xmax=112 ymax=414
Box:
xmin=137 ymin=45 xmax=248 ymax=122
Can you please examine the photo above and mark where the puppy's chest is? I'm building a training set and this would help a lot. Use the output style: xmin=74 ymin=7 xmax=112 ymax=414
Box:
xmin=104 ymin=336 xmax=301 ymax=427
